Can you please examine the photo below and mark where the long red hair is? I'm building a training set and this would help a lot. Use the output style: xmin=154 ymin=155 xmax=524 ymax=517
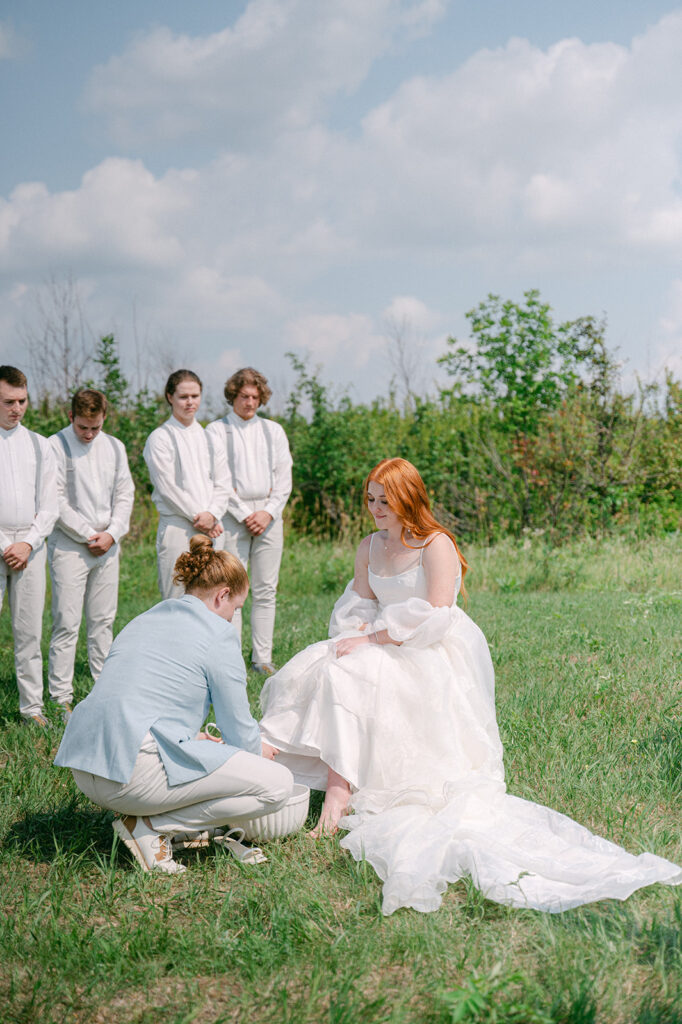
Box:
xmin=364 ymin=458 xmax=468 ymax=584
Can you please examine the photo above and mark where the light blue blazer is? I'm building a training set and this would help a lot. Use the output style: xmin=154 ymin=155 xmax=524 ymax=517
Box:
xmin=54 ymin=595 xmax=262 ymax=785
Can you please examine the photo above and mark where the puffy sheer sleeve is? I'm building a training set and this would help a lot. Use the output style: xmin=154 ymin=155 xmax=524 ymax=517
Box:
xmin=380 ymin=598 xmax=453 ymax=648
xmin=328 ymin=581 xmax=379 ymax=638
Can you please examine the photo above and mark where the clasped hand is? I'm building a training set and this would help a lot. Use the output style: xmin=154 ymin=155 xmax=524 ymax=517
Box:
xmin=244 ymin=510 xmax=272 ymax=536
xmin=335 ymin=635 xmax=370 ymax=658
xmin=87 ymin=531 xmax=114 ymax=556
xmin=193 ymin=511 xmax=223 ymax=538
xmin=2 ymin=541 xmax=32 ymax=570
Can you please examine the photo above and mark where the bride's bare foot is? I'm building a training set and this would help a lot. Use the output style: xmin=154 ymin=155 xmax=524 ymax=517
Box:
xmin=309 ymin=799 xmax=349 ymax=838
xmin=309 ymin=766 xmax=351 ymax=838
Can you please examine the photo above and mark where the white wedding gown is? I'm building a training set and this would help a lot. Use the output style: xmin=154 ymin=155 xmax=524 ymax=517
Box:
xmin=260 ymin=540 xmax=682 ymax=915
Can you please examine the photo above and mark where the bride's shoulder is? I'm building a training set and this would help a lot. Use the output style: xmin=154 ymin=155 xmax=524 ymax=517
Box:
xmin=355 ymin=533 xmax=374 ymax=565
xmin=358 ymin=532 xmax=382 ymax=554
xmin=422 ymin=532 xmax=458 ymax=561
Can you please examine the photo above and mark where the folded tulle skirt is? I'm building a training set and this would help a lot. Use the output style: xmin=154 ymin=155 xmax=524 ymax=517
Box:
xmin=260 ymin=615 xmax=682 ymax=914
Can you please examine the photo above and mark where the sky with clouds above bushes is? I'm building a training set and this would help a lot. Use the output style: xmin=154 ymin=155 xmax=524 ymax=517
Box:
xmin=1 ymin=0 xmax=682 ymax=406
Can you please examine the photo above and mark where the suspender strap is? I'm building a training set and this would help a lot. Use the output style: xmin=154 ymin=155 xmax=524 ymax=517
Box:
xmin=107 ymin=434 xmax=123 ymax=504
xmin=59 ymin=431 xmax=123 ymax=510
xmin=221 ymin=417 xmax=236 ymax=484
xmin=28 ymin=431 xmax=43 ymax=516
xmin=164 ymin=424 xmax=184 ymax=488
xmin=57 ymin=431 xmax=78 ymax=508
xmin=263 ymin=421 xmax=275 ymax=493
xmin=221 ymin=416 xmax=274 ymax=495
xmin=207 ymin=432 xmax=216 ymax=482
xmin=164 ymin=423 xmax=215 ymax=490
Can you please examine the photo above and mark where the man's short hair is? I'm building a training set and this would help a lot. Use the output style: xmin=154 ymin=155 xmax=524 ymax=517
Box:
xmin=71 ymin=387 xmax=108 ymax=419
xmin=224 ymin=367 xmax=272 ymax=407
xmin=165 ymin=369 xmax=203 ymax=402
xmin=0 ymin=365 xmax=28 ymax=389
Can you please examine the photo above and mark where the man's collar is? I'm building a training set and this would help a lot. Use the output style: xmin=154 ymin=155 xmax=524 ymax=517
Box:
xmin=228 ymin=410 xmax=259 ymax=428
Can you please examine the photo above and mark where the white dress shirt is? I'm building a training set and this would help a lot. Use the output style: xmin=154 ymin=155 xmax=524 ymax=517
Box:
xmin=206 ymin=412 xmax=292 ymax=523
xmin=50 ymin=426 xmax=135 ymax=544
xmin=143 ymin=416 xmax=231 ymax=522
xmin=0 ymin=424 xmax=58 ymax=552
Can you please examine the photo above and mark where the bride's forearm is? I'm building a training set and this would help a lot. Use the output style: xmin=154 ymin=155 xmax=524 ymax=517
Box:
xmin=370 ymin=629 xmax=401 ymax=647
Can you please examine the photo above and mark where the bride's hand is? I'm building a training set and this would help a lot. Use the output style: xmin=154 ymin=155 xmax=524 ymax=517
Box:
xmin=335 ymin=635 xmax=370 ymax=658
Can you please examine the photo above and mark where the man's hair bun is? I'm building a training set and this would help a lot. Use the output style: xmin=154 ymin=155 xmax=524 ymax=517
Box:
xmin=173 ymin=536 xmax=248 ymax=595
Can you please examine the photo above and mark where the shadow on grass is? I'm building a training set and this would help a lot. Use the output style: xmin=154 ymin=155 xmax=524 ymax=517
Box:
xmin=4 ymin=800 xmax=114 ymax=863
xmin=6 ymin=790 xmax=328 ymax=867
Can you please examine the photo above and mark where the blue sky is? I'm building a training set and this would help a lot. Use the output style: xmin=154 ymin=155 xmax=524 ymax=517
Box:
xmin=1 ymin=0 xmax=681 ymax=407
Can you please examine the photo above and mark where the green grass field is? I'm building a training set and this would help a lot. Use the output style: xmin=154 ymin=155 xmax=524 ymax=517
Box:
xmin=0 ymin=533 xmax=680 ymax=1024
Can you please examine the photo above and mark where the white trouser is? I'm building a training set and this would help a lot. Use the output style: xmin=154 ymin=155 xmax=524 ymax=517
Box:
xmin=0 ymin=529 xmax=47 ymax=717
xmin=48 ymin=531 xmax=120 ymax=700
xmin=222 ymin=506 xmax=284 ymax=664
xmin=155 ymin=515 xmax=224 ymax=600
xmin=72 ymin=741 xmax=294 ymax=833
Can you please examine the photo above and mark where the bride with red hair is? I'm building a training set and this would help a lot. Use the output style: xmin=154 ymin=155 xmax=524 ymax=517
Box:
xmin=260 ymin=458 xmax=681 ymax=914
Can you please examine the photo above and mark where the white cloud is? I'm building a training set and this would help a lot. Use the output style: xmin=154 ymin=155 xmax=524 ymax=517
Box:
xmin=217 ymin=348 xmax=245 ymax=374
xmin=170 ymin=269 xmax=287 ymax=331
xmin=0 ymin=22 xmax=18 ymax=59
xmin=0 ymin=159 xmax=188 ymax=272
xmin=4 ymin=8 xmax=682 ymax=393
xmin=382 ymin=295 xmax=441 ymax=333
xmin=655 ymin=280 xmax=682 ymax=379
xmin=331 ymin=14 xmax=682 ymax=261
xmin=85 ymin=0 xmax=447 ymax=148
xmin=284 ymin=312 xmax=383 ymax=366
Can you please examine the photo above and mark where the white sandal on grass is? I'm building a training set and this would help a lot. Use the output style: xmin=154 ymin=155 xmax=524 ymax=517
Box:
xmin=213 ymin=827 xmax=268 ymax=864
xmin=171 ymin=829 xmax=214 ymax=851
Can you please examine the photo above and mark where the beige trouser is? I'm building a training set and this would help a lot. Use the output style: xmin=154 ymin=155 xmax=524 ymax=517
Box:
xmin=48 ymin=531 xmax=119 ymax=699
xmin=72 ymin=740 xmax=294 ymax=833
xmin=155 ymin=515 xmax=224 ymax=600
xmin=222 ymin=506 xmax=283 ymax=664
xmin=0 ymin=529 xmax=48 ymax=718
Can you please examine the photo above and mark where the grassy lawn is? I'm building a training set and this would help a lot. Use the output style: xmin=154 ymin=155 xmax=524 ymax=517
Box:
xmin=0 ymin=533 xmax=680 ymax=1023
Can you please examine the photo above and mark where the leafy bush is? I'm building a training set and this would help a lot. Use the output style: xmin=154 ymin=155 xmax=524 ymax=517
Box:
xmin=20 ymin=304 xmax=682 ymax=544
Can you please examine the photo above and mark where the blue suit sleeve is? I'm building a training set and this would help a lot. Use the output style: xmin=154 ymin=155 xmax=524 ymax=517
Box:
xmin=206 ymin=628 xmax=262 ymax=755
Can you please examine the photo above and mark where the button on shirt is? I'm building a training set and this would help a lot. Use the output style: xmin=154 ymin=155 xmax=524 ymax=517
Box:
xmin=0 ymin=424 xmax=58 ymax=552
xmin=143 ymin=417 xmax=231 ymax=522
xmin=206 ymin=412 xmax=292 ymax=523
xmin=50 ymin=426 xmax=135 ymax=544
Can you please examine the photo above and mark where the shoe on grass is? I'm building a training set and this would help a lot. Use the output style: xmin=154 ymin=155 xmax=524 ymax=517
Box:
xmin=58 ymin=701 xmax=73 ymax=723
xmin=251 ymin=662 xmax=276 ymax=675
xmin=112 ymin=815 xmax=186 ymax=874
xmin=171 ymin=828 xmax=215 ymax=851
xmin=22 ymin=713 xmax=49 ymax=728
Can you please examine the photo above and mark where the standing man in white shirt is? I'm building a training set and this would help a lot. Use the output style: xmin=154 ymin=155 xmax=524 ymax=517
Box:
xmin=48 ymin=388 xmax=135 ymax=718
xmin=0 ymin=365 xmax=59 ymax=727
xmin=207 ymin=367 xmax=292 ymax=674
xmin=144 ymin=369 xmax=231 ymax=600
